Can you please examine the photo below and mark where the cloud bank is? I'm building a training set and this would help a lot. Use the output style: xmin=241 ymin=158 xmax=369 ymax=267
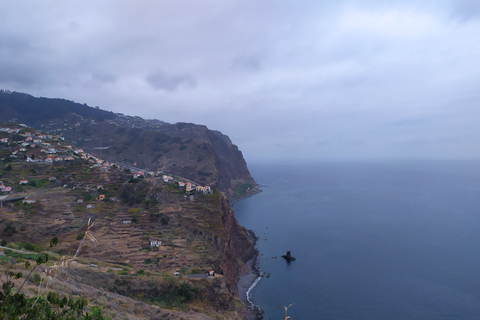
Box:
xmin=1 ymin=0 xmax=479 ymax=161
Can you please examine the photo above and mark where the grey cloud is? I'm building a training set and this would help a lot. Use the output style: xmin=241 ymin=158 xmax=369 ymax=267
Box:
xmin=232 ymin=55 xmax=263 ymax=71
xmin=145 ymin=72 xmax=197 ymax=92
xmin=92 ymin=73 xmax=117 ymax=84
xmin=451 ymin=0 xmax=480 ymax=20
xmin=391 ymin=117 xmax=429 ymax=127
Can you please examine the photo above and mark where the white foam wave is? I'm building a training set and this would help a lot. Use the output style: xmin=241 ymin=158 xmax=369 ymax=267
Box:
xmin=246 ymin=276 xmax=262 ymax=305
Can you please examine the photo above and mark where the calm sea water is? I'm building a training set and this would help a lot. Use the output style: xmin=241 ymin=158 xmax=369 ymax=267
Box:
xmin=234 ymin=161 xmax=480 ymax=320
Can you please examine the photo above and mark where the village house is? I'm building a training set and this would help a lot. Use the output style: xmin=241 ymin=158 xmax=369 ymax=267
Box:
xmin=0 ymin=138 xmax=9 ymax=143
xmin=134 ymin=171 xmax=145 ymax=179
xmin=150 ymin=239 xmax=162 ymax=247
xmin=186 ymin=182 xmax=196 ymax=192
xmin=86 ymin=204 xmax=95 ymax=209
xmin=162 ymin=175 xmax=173 ymax=182
xmin=77 ymin=199 xmax=84 ymax=203
xmin=122 ymin=219 xmax=131 ymax=224
xmin=19 ymin=180 xmax=28 ymax=185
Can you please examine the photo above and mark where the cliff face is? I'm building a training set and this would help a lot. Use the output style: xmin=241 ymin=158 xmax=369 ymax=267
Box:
xmin=218 ymin=196 xmax=256 ymax=295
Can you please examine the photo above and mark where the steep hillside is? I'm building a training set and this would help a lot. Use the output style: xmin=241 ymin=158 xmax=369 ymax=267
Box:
xmin=0 ymin=125 xmax=256 ymax=318
xmin=0 ymin=90 xmax=257 ymax=200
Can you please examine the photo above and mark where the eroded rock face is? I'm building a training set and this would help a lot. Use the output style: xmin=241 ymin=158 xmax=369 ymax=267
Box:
xmin=217 ymin=196 xmax=256 ymax=295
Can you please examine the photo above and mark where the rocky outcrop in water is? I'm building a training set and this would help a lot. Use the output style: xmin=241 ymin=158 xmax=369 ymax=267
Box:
xmin=281 ymin=251 xmax=296 ymax=262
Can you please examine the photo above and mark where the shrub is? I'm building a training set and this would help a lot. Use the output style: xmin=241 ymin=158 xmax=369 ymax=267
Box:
xmin=3 ymin=223 xmax=17 ymax=237
xmin=23 ymin=242 xmax=43 ymax=252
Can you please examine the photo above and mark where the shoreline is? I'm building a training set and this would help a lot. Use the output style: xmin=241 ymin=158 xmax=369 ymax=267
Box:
xmin=232 ymin=184 xmax=266 ymax=319
xmin=238 ymin=230 xmax=264 ymax=320
xmin=230 ymin=185 xmax=264 ymax=208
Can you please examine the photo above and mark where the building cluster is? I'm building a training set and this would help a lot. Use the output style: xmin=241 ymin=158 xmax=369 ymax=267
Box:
xmin=165 ymin=175 xmax=212 ymax=195
xmin=0 ymin=124 xmax=121 ymax=194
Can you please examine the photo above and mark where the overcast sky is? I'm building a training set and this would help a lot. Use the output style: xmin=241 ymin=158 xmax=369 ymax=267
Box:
xmin=1 ymin=1 xmax=479 ymax=162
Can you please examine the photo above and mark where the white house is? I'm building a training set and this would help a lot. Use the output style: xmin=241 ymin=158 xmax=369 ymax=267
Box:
xmin=162 ymin=175 xmax=173 ymax=182
xmin=150 ymin=240 xmax=161 ymax=247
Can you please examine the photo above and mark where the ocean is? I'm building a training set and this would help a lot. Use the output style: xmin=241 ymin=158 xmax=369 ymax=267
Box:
xmin=234 ymin=161 xmax=480 ymax=320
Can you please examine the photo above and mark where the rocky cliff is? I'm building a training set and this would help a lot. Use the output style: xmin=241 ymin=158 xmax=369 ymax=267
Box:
xmin=0 ymin=90 xmax=257 ymax=200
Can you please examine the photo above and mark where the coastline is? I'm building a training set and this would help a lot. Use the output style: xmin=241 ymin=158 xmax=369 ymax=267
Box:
xmin=230 ymin=185 xmax=264 ymax=207
xmin=238 ymin=230 xmax=264 ymax=320
xmin=232 ymin=184 xmax=266 ymax=319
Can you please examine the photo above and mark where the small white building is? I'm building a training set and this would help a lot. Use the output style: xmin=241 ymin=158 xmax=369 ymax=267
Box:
xmin=150 ymin=240 xmax=161 ymax=247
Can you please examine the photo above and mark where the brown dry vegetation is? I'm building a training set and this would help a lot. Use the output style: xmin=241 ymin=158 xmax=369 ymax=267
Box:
xmin=1 ymin=159 xmax=254 ymax=319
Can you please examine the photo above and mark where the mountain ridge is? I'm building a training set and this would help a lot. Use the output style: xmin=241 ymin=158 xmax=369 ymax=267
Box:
xmin=0 ymin=89 xmax=258 ymax=200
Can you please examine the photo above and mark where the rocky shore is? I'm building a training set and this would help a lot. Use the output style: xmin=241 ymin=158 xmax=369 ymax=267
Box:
xmin=238 ymin=230 xmax=264 ymax=320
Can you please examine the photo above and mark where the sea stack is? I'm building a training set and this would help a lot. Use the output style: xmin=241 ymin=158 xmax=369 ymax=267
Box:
xmin=281 ymin=251 xmax=296 ymax=262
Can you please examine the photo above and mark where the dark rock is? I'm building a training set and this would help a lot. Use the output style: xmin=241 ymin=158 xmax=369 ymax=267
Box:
xmin=281 ymin=251 xmax=296 ymax=262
